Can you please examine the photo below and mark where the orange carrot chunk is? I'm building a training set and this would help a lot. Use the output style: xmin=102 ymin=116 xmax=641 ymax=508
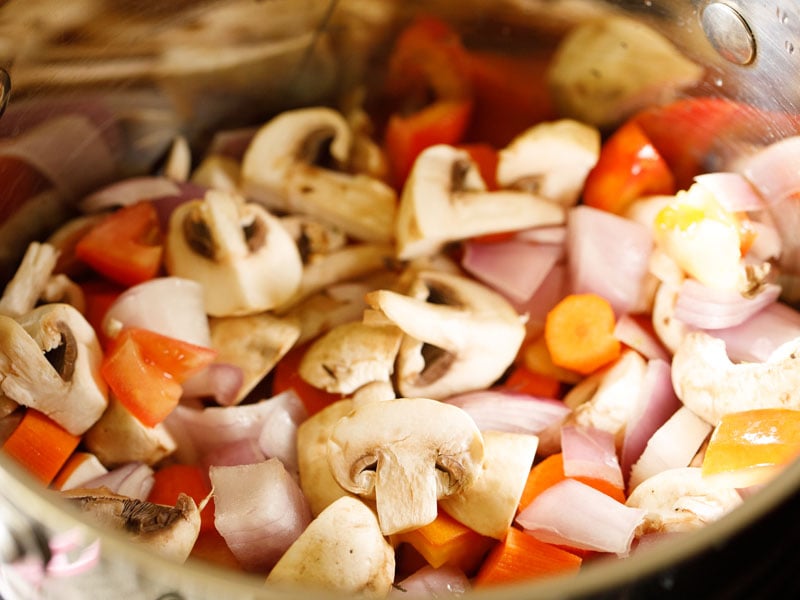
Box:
xmin=544 ymin=293 xmax=621 ymax=375
xmin=473 ymin=527 xmax=582 ymax=587
xmin=147 ymin=464 xmax=215 ymax=533
xmin=2 ymin=409 xmax=81 ymax=485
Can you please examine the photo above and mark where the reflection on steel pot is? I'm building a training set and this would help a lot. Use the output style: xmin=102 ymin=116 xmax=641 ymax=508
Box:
xmin=2 ymin=1 xmax=800 ymax=599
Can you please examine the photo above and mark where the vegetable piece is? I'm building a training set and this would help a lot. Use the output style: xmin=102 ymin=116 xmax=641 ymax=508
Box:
xmin=395 ymin=145 xmax=565 ymax=260
xmin=473 ymin=527 xmax=581 ymax=587
xmin=327 ymin=397 xmax=485 ymax=535
xmin=671 ymin=331 xmax=800 ymax=425
xmin=75 ymin=201 xmax=163 ymax=287
xmin=500 ymin=364 xmax=561 ymax=399
xmin=440 ymin=431 xmax=539 ymax=539
xmin=2 ymin=408 xmax=80 ymax=485
xmin=516 ymin=478 xmax=646 ymax=554
xmin=83 ymin=462 xmax=154 ymax=501
xmin=701 ymin=408 xmax=800 ymax=488
xmin=626 ymin=467 xmax=742 ymax=535
xmin=521 ymin=335 xmax=583 ymax=385
xmin=148 ymin=464 xmax=214 ymax=533
xmin=101 ymin=328 xmax=216 ymax=427
xmin=210 ymin=458 xmax=311 ymax=572
xmin=52 ymin=451 xmax=108 ymax=491
xmin=368 ymin=270 xmax=526 ymax=399
xmin=0 ymin=241 xmax=59 ymax=318
xmin=547 ymin=16 xmax=702 ymax=129
xmin=582 ymin=120 xmax=676 ymax=214
xmin=561 ymin=425 xmax=624 ymax=489
xmin=63 ymin=488 xmax=200 ymax=563
xmin=272 ymin=343 xmax=344 ymax=417
xmin=518 ymin=453 xmax=626 ymax=511
xmin=390 ymin=565 xmax=471 ymax=598
xmin=457 ymin=143 xmax=498 ymax=190
xmin=0 ymin=303 xmax=108 ymax=435
xmin=544 ymin=293 xmax=622 ymax=375
xmin=391 ymin=511 xmax=495 ymax=574
xmin=266 ymin=497 xmax=395 ymax=598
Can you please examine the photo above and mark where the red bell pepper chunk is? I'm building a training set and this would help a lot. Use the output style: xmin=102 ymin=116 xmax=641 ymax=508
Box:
xmin=271 ymin=343 xmax=343 ymax=417
xmin=75 ymin=200 xmax=163 ymax=287
xmin=148 ymin=464 xmax=215 ymax=533
xmin=101 ymin=328 xmax=217 ymax=427
xmin=582 ymin=120 xmax=676 ymax=214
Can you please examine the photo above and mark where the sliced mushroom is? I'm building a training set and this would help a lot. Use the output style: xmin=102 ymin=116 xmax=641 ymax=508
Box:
xmin=209 ymin=312 xmax=301 ymax=404
xmin=40 ymin=273 xmax=86 ymax=314
xmin=83 ymin=396 xmax=177 ymax=467
xmin=351 ymin=380 xmax=396 ymax=407
xmin=564 ymin=349 xmax=648 ymax=446
xmin=163 ymin=135 xmax=192 ymax=182
xmin=165 ymin=189 xmax=303 ymax=316
xmin=298 ymin=320 xmax=403 ymax=395
xmin=241 ymin=107 xmax=397 ymax=243
xmin=396 ymin=145 xmax=565 ymax=260
xmin=0 ymin=304 xmax=107 ymax=435
xmin=327 ymin=397 xmax=485 ymax=535
xmin=62 ymin=488 xmax=201 ymax=563
xmin=190 ymin=154 xmax=241 ymax=192
xmin=440 ymin=431 xmax=539 ymax=539
xmin=0 ymin=241 xmax=59 ymax=318
xmin=297 ymin=399 xmax=358 ymax=517
xmin=266 ymin=496 xmax=395 ymax=599
xmin=367 ymin=270 xmax=526 ymax=399
xmin=279 ymin=214 xmax=348 ymax=258
xmin=548 ymin=16 xmax=703 ymax=129
xmin=671 ymin=331 xmax=800 ymax=425
xmin=626 ymin=467 xmax=742 ymax=535
xmin=496 ymin=119 xmax=600 ymax=207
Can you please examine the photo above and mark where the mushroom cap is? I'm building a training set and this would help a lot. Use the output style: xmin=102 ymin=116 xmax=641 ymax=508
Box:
xmin=327 ymin=397 xmax=485 ymax=535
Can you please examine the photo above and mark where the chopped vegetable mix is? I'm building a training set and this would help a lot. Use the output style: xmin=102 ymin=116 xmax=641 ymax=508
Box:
xmin=3 ymin=12 xmax=800 ymax=598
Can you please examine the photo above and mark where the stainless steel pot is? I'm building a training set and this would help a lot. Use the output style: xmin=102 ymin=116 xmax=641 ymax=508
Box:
xmin=2 ymin=1 xmax=800 ymax=598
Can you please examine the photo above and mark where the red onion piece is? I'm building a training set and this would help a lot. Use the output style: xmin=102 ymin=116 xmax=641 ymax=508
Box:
xmin=202 ymin=438 xmax=266 ymax=469
xmin=389 ymin=566 xmax=471 ymax=598
xmin=462 ymin=239 xmax=562 ymax=304
xmin=693 ymin=172 xmax=766 ymax=212
xmin=614 ymin=314 xmax=670 ymax=361
xmin=181 ymin=363 xmax=245 ymax=407
xmin=710 ymin=301 xmax=800 ymax=362
xmin=567 ymin=206 xmax=654 ymax=316
xmin=512 ymin=263 xmax=569 ymax=338
xmin=516 ymin=478 xmax=646 ymax=555
xmin=210 ymin=458 xmax=311 ymax=572
xmin=0 ymin=115 xmax=117 ymax=199
xmin=83 ymin=462 xmax=155 ymax=501
xmin=740 ymin=135 xmax=800 ymax=205
xmin=444 ymin=390 xmax=571 ymax=435
xmin=673 ymin=279 xmax=781 ymax=330
xmin=103 ymin=277 xmax=211 ymax=347
xmin=561 ymin=425 xmax=624 ymax=489
xmin=620 ymin=359 xmax=680 ymax=482
xmin=79 ymin=177 xmax=182 ymax=213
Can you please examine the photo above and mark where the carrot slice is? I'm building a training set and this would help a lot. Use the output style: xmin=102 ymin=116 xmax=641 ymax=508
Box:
xmin=500 ymin=364 xmax=562 ymax=399
xmin=473 ymin=527 xmax=581 ymax=587
xmin=702 ymin=408 xmax=800 ymax=488
xmin=2 ymin=409 xmax=81 ymax=485
xmin=521 ymin=335 xmax=583 ymax=385
xmin=544 ymin=293 xmax=621 ymax=375
xmin=391 ymin=511 xmax=495 ymax=575
xmin=272 ymin=343 xmax=343 ymax=417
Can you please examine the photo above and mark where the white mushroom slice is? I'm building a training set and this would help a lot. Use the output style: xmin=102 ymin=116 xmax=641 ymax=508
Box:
xmin=565 ymin=350 xmax=647 ymax=444
xmin=41 ymin=274 xmax=86 ymax=314
xmin=163 ymin=135 xmax=192 ymax=182
xmin=83 ymin=397 xmax=177 ymax=468
xmin=241 ymin=107 xmax=397 ymax=243
xmin=327 ymin=397 xmax=485 ymax=535
xmin=548 ymin=16 xmax=703 ymax=128
xmin=209 ymin=312 xmax=300 ymax=404
xmin=368 ymin=270 xmax=526 ymax=399
xmin=165 ymin=190 xmax=303 ymax=316
xmin=352 ymin=380 xmax=396 ymax=407
xmin=626 ymin=467 xmax=742 ymax=535
xmin=671 ymin=331 xmax=800 ymax=425
xmin=190 ymin=155 xmax=241 ymax=192
xmin=396 ymin=145 xmax=565 ymax=260
xmin=279 ymin=214 xmax=348 ymax=258
xmin=0 ymin=396 xmax=18 ymax=420
xmin=297 ymin=399 xmax=358 ymax=517
xmin=289 ymin=243 xmax=395 ymax=308
xmin=496 ymin=120 xmax=600 ymax=207
xmin=63 ymin=488 xmax=200 ymax=563
xmin=266 ymin=496 xmax=395 ymax=599
xmin=0 ymin=242 xmax=59 ymax=318
xmin=299 ymin=321 xmax=402 ymax=395
xmin=651 ymin=281 xmax=690 ymax=355
xmin=440 ymin=431 xmax=538 ymax=539
xmin=0 ymin=304 xmax=107 ymax=435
